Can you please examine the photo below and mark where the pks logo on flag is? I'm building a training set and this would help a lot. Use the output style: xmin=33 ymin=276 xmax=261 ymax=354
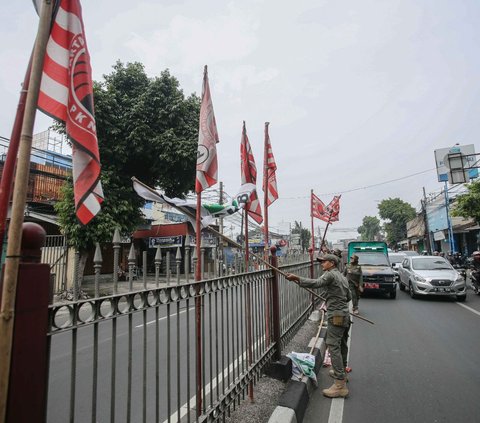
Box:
xmin=263 ymin=122 xmax=278 ymax=206
xmin=311 ymin=193 xmax=341 ymax=223
xmin=311 ymin=192 xmax=328 ymax=220
xmin=196 ymin=66 xmax=219 ymax=193
xmin=38 ymin=0 xmax=103 ymax=224
xmin=240 ymin=122 xmax=263 ymax=224
xmin=326 ymin=195 xmax=341 ymax=222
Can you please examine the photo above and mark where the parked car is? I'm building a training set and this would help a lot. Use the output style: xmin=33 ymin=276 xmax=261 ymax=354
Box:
xmin=398 ymin=256 xmax=467 ymax=301
xmin=389 ymin=252 xmax=407 ymax=271
xmin=401 ymin=250 xmax=420 ymax=257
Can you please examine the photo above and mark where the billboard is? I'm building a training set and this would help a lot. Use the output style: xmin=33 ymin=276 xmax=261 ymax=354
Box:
xmin=434 ymin=144 xmax=478 ymax=183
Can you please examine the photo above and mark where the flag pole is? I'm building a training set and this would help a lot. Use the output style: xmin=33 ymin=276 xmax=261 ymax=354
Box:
xmin=244 ymin=209 xmax=254 ymax=400
xmin=263 ymin=122 xmax=270 ymax=259
xmin=262 ymin=122 xmax=271 ymax=346
xmin=320 ymin=219 xmax=331 ymax=251
xmin=195 ymin=190 xmax=203 ymax=415
xmin=310 ymin=189 xmax=316 ymax=278
xmin=0 ymin=0 xmax=54 ymax=419
xmin=0 ymin=55 xmax=33 ymax=256
xmin=131 ymin=178 xmax=374 ymax=325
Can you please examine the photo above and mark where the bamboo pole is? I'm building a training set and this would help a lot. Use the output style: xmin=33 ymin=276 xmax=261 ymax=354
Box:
xmin=0 ymin=1 xmax=54 ymax=419
xmin=131 ymin=177 xmax=375 ymax=325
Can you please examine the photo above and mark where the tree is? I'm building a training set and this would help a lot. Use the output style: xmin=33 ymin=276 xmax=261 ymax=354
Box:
xmin=291 ymin=221 xmax=311 ymax=252
xmin=452 ymin=179 xmax=480 ymax=224
xmin=377 ymin=198 xmax=416 ymax=247
xmin=55 ymin=62 xmax=200 ymax=269
xmin=358 ymin=216 xmax=381 ymax=241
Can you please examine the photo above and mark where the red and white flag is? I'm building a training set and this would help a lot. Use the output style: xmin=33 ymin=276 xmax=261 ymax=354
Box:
xmin=240 ymin=122 xmax=263 ymax=224
xmin=311 ymin=192 xmax=328 ymax=221
xmin=263 ymin=123 xmax=278 ymax=206
xmin=37 ymin=0 xmax=103 ymax=224
xmin=326 ymin=195 xmax=341 ymax=222
xmin=195 ymin=66 xmax=219 ymax=193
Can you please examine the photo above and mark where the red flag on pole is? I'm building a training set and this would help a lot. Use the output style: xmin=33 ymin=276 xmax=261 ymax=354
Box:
xmin=326 ymin=195 xmax=341 ymax=222
xmin=195 ymin=66 xmax=219 ymax=193
xmin=311 ymin=192 xmax=328 ymax=221
xmin=263 ymin=123 xmax=278 ymax=206
xmin=37 ymin=0 xmax=103 ymax=225
xmin=240 ymin=122 xmax=263 ymax=224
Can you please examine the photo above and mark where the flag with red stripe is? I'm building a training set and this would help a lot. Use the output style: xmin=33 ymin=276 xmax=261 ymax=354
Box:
xmin=37 ymin=0 xmax=103 ymax=224
xmin=195 ymin=66 xmax=219 ymax=193
xmin=311 ymin=192 xmax=329 ymax=221
xmin=326 ymin=195 xmax=341 ymax=222
xmin=240 ymin=122 xmax=263 ymax=224
xmin=263 ymin=123 xmax=278 ymax=206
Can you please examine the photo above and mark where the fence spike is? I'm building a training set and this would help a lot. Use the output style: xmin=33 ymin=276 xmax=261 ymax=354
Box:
xmin=112 ymin=228 xmax=121 ymax=244
xmin=93 ymin=242 xmax=102 ymax=264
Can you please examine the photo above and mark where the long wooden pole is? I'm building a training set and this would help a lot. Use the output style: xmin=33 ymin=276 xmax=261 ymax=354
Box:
xmin=131 ymin=177 xmax=375 ymax=325
xmin=0 ymin=55 xmax=33 ymax=253
xmin=0 ymin=1 xmax=54 ymax=419
xmin=320 ymin=220 xmax=331 ymax=251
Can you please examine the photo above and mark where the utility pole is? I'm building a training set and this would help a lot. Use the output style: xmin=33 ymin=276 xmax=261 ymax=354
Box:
xmin=422 ymin=187 xmax=432 ymax=254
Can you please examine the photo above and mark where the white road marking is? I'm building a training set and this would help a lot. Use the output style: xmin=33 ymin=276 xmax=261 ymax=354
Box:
xmin=457 ymin=302 xmax=480 ymax=317
xmin=135 ymin=306 xmax=195 ymax=328
xmin=327 ymin=322 xmax=352 ymax=423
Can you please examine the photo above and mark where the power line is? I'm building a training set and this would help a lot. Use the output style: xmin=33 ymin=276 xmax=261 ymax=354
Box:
xmin=279 ymin=168 xmax=438 ymax=199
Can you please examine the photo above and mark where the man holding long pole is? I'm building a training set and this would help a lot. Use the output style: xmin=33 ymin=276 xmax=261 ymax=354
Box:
xmin=285 ymin=253 xmax=351 ymax=398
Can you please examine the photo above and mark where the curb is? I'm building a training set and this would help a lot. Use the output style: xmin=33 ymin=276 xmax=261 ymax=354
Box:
xmin=267 ymin=328 xmax=327 ymax=423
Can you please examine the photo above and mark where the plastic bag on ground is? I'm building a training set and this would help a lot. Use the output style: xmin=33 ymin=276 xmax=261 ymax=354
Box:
xmin=287 ymin=352 xmax=317 ymax=386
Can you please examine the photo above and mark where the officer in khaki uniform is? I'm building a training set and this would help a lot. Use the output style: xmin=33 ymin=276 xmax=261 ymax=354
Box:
xmin=286 ymin=253 xmax=351 ymax=398
xmin=344 ymin=254 xmax=363 ymax=315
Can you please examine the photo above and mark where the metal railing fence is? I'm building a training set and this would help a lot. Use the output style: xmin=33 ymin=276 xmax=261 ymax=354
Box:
xmin=46 ymin=243 xmax=317 ymax=423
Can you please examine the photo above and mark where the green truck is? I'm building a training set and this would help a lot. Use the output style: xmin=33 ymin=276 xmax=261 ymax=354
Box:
xmin=347 ymin=241 xmax=397 ymax=299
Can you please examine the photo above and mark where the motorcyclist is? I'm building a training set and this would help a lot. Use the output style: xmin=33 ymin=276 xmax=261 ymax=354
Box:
xmin=469 ymin=251 xmax=480 ymax=294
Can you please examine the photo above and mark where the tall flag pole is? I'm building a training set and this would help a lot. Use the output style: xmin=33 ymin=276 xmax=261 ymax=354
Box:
xmin=194 ymin=65 xmax=219 ymax=416
xmin=262 ymin=122 xmax=277 ymax=256
xmin=0 ymin=56 xmax=33 ymax=257
xmin=38 ymin=0 xmax=103 ymax=224
xmin=262 ymin=123 xmax=277 ymax=346
xmin=240 ymin=121 xmax=260 ymax=401
xmin=240 ymin=122 xmax=263 ymax=225
xmin=310 ymin=189 xmax=316 ymax=252
xmin=0 ymin=1 xmax=54 ymax=418
xmin=319 ymin=195 xmax=342 ymax=250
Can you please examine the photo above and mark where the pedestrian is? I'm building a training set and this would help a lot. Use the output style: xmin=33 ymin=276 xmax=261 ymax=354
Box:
xmin=285 ymin=253 xmax=351 ymax=398
xmin=344 ymin=254 xmax=363 ymax=315
xmin=333 ymin=248 xmax=345 ymax=272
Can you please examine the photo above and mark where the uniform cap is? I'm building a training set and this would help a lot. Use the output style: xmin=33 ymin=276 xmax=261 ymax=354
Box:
xmin=316 ymin=254 xmax=339 ymax=265
xmin=472 ymin=251 xmax=480 ymax=256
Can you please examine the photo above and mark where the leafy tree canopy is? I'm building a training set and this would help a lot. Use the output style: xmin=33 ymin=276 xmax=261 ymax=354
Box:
xmin=358 ymin=216 xmax=381 ymax=241
xmin=377 ymin=198 xmax=416 ymax=246
xmin=452 ymin=179 xmax=480 ymax=224
xmin=55 ymin=61 xmax=201 ymax=251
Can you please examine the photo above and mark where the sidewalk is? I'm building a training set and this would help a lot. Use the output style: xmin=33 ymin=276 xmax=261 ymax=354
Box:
xmin=224 ymin=318 xmax=321 ymax=423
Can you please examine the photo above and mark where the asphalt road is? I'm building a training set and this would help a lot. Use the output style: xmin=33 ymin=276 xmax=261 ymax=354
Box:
xmin=47 ymin=287 xmax=268 ymax=423
xmin=304 ymin=288 xmax=480 ymax=423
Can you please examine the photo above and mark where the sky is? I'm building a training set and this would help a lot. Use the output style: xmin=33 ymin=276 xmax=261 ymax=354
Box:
xmin=1 ymin=0 xmax=480 ymax=242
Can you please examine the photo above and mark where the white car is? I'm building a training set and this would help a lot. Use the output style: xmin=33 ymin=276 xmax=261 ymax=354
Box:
xmin=398 ymin=256 xmax=467 ymax=301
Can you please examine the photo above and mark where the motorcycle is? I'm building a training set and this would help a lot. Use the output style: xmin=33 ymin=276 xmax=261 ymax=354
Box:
xmin=452 ymin=264 xmax=467 ymax=281
xmin=471 ymin=270 xmax=480 ymax=295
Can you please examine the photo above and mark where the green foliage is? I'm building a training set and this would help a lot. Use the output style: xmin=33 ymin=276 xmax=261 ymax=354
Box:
xmin=377 ymin=198 xmax=416 ymax=247
xmin=358 ymin=216 xmax=381 ymax=241
xmin=291 ymin=221 xmax=312 ymax=252
xmin=55 ymin=61 xmax=201 ymax=251
xmin=452 ymin=179 xmax=480 ymax=224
